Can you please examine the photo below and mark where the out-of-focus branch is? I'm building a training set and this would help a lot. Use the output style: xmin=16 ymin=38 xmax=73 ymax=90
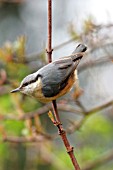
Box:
xmin=85 ymin=100 xmax=113 ymax=116
xmin=26 ymin=24 xmax=113 ymax=63
xmin=76 ymin=100 xmax=87 ymax=112
xmin=66 ymin=117 xmax=86 ymax=134
xmin=2 ymin=125 xmax=54 ymax=143
xmin=0 ymin=86 xmax=9 ymax=95
xmin=2 ymin=135 xmax=47 ymax=143
xmin=82 ymin=149 xmax=113 ymax=170
xmin=66 ymin=99 xmax=87 ymax=134
xmin=0 ymin=103 xmax=81 ymax=121
xmin=0 ymin=69 xmax=7 ymax=85
xmin=79 ymin=54 xmax=113 ymax=73
xmin=1 ymin=99 xmax=113 ymax=121
xmin=66 ymin=99 xmax=113 ymax=134
xmin=0 ymin=0 xmax=24 ymax=3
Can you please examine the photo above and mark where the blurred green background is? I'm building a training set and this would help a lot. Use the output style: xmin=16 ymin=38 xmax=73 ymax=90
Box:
xmin=0 ymin=1 xmax=113 ymax=170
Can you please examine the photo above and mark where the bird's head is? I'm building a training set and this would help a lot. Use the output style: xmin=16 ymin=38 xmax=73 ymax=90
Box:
xmin=11 ymin=72 xmax=42 ymax=95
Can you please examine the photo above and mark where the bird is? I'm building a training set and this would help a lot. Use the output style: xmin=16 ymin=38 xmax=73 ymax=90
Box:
xmin=11 ymin=44 xmax=87 ymax=103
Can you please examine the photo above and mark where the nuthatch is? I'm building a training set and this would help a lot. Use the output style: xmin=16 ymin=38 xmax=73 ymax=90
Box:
xmin=11 ymin=44 xmax=87 ymax=102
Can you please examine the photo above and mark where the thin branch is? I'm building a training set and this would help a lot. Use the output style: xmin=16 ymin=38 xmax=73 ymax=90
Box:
xmin=85 ymin=100 xmax=113 ymax=116
xmin=1 ymin=98 xmax=113 ymax=122
xmin=67 ymin=117 xmax=86 ymax=134
xmin=46 ymin=1 xmax=81 ymax=169
xmin=52 ymin=100 xmax=81 ymax=170
xmin=76 ymin=100 xmax=87 ymax=112
xmin=79 ymin=55 xmax=113 ymax=73
xmin=66 ymin=99 xmax=113 ymax=134
xmin=46 ymin=0 xmax=53 ymax=63
xmin=66 ymin=99 xmax=87 ymax=134
xmin=0 ymin=103 xmax=81 ymax=121
xmin=82 ymin=149 xmax=113 ymax=170
xmin=2 ymin=127 xmax=54 ymax=143
xmin=2 ymin=136 xmax=45 ymax=143
xmin=26 ymin=24 xmax=113 ymax=63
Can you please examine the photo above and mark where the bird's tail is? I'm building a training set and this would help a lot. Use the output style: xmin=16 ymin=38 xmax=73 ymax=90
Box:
xmin=55 ymin=44 xmax=87 ymax=70
xmin=72 ymin=44 xmax=87 ymax=54
xmin=70 ymin=44 xmax=87 ymax=71
xmin=70 ymin=44 xmax=87 ymax=61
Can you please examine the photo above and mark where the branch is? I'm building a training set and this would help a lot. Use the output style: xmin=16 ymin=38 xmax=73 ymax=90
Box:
xmin=67 ymin=99 xmax=113 ymax=134
xmin=85 ymin=100 xmax=113 ymax=116
xmin=82 ymin=149 xmax=113 ymax=170
xmin=2 ymin=136 xmax=46 ymax=143
xmin=0 ymin=103 xmax=81 ymax=121
xmin=26 ymin=24 xmax=113 ymax=63
xmin=52 ymin=100 xmax=81 ymax=170
xmin=2 ymin=126 xmax=54 ymax=143
xmin=1 ymin=98 xmax=113 ymax=122
xmin=46 ymin=0 xmax=53 ymax=63
xmin=66 ymin=117 xmax=86 ymax=134
xmin=46 ymin=1 xmax=80 ymax=169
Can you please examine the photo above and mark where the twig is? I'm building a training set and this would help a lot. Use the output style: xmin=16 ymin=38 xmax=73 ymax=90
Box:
xmin=1 ymin=99 xmax=113 ymax=122
xmin=46 ymin=1 xmax=81 ymax=169
xmin=26 ymin=24 xmax=113 ymax=63
xmin=85 ymin=100 xmax=113 ymax=116
xmin=46 ymin=0 xmax=53 ymax=63
xmin=76 ymin=100 xmax=87 ymax=112
xmin=67 ymin=117 xmax=86 ymax=134
xmin=82 ymin=149 xmax=113 ymax=170
xmin=52 ymin=100 xmax=81 ymax=170
xmin=0 ymin=103 xmax=81 ymax=121
xmin=2 ymin=136 xmax=46 ymax=143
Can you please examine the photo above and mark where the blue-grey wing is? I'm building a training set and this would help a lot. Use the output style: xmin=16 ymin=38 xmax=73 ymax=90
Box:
xmin=40 ymin=44 xmax=87 ymax=97
xmin=40 ymin=56 xmax=78 ymax=97
xmin=42 ymin=59 xmax=72 ymax=97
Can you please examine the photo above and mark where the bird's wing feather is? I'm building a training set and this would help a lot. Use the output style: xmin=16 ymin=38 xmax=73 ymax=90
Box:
xmin=41 ymin=44 xmax=87 ymax=97
xmin=41 ymin=54 xmax=82 ymax=97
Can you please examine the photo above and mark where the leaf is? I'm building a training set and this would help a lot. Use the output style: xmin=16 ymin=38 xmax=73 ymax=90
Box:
xmin=48 ymin=110 xmax=55 ymax=123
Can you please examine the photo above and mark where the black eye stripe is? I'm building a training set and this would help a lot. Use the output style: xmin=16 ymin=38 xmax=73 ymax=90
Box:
xmin=22 ymin=82 xmax=29 ymax=87
xmin=22 ymin=74 xmax=42 ymax=87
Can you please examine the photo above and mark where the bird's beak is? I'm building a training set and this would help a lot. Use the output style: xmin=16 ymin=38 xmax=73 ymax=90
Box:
xmin=10 ymin=87 xmax=20 ymax=93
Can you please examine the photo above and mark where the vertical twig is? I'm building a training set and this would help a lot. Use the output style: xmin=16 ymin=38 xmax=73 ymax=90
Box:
xmin=47 ymin=0 xmax=52 ymax=63
xmin=52 ymin=100 xmax=81 ymax=170
xmin=46 ymin=0 xmax=81 ymax=169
